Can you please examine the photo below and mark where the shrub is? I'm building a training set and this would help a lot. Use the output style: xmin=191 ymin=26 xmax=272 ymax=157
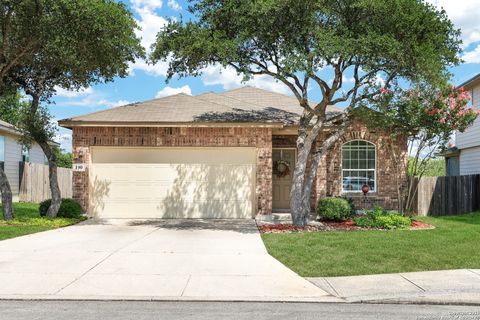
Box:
xmin=354 ymin=206 xmax=411 ymax=229
xmin=317 ymin=197 xmax=353 ymax=221
xmin=337 ymin=196 xmax=356 ymax=216
xmin=39 ymin=198 xmax=83 ymax=218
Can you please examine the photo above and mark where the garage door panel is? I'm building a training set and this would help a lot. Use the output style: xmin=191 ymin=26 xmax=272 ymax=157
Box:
xmin=90 ymin=148 xmax=255 ymax=219
xmin=94 ymin=200 xmax=252 ymax=219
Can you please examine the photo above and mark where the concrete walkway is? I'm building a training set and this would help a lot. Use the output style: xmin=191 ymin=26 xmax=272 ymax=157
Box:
xmin=0 ymin=219 xmax=336 ymax=302
xmin=308 ymin=269 xmax=480 ymax=304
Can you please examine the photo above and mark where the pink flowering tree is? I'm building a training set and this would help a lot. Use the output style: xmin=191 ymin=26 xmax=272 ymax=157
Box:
xmin=358 ymin=84 xmax=478 ymax=213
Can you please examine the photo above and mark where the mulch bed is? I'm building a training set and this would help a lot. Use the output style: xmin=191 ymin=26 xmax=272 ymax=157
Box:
xmin=258 ymin=219 xmax=434 ymax=234
xmin=410 ymin=220 xmax=435 ymax=230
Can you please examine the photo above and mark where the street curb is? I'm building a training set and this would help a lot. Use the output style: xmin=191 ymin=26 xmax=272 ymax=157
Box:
xmin=356 ymin=299 xmax=480 ymax=307
xmin=0 ymin=295 xmax=346 ymax=303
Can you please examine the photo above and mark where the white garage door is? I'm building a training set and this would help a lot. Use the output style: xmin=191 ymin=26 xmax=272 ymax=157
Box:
xmin=89 ymin=147 xmax=256 ymax=219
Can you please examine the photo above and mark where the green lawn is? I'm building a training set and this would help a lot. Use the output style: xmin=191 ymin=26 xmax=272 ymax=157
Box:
xmin=0 ymin=203 xmax=86 ymax=241
xmin=262 ymin=213 xmax=480 ymax=277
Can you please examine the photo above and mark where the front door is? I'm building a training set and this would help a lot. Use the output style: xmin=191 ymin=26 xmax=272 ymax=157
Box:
xmin=272 ymin=149 xmax=296 ymax=210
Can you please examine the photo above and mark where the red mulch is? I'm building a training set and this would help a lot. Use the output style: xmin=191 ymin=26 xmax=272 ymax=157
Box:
xmin=410 ymin=220 xmax=435 ymax=230
xmin=322 ymin=219 xmax=360 ymax=230
xmin=257 ymin=224 xmax=321 ymax=233
xmin=258 ymin=219 xmax=434 ymax=234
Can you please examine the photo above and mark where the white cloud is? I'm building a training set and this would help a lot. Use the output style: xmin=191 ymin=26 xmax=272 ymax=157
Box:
xmin=128 ymin=1 xmax=169 ymax=76
xmin=54 ymin=131 xmax=73 ymax=152
xmin=129 ymin=58 xmax=169 ymax=77
xmin=67 ymin=97 xmax=130 ymax=108
xmin=55 ymin=87 xmax=130 ymax=109
xmin=134 ymin=7 xmax=168 ymax=51
xmin=167 ymin=0 xmax=182 ymax=11
xmin=100 ymin=99 xmax=131 ymax=108
xmin=201 ymin=64 xmax=291 ymax=95
xmin=427 ymin=0 xmax=480 ymax=49
xmin=463 ymin=44 xmax=480 ymax=63
xmin=155 ymin=85 xmax=192 ymax=98
xmin=130 ymin=0 xmax=163 ymax=10
xmin=374 ymin=74 xmax=385 ymax=87
xmin=54 ymin=87 xmax=93 ymax=98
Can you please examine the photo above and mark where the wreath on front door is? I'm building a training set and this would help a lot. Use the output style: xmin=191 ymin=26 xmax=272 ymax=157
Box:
xmin=274 ymin=160 xmax=291 ymax=178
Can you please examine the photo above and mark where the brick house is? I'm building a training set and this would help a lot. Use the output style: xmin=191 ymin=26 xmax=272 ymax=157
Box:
xmin=59 ymin=87 xmax=407 ymax=219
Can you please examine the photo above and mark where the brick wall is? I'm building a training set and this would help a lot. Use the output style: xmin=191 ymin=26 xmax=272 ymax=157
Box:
xmin=273 ymin=122 xmax=407 ymax=211
xmin=315 ymin=120 xmax=408 ymax=211
xmin=72 ymin=126 xmax=273 ymax=215
xmin=71 ymin=122 xmax=407 ymax=217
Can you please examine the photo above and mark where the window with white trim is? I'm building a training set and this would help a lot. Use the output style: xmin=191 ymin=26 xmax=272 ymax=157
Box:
xmin=342 ymin=140 xmax=376 ymax=192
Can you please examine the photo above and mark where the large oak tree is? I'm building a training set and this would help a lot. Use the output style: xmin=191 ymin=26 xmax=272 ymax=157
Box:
xmin=0 ymin=0 xmax=143 ymax=218
xmin=150 ymin=0 xmax=461 ymax=226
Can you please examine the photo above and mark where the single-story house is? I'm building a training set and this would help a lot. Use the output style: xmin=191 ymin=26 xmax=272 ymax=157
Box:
xmin=0 ymin=119 xmax=48 ymax=201
xmin=59 ymin=87 xmax=407 ymax=219
xmin=444 ymin=74 xmax=480 ymax=176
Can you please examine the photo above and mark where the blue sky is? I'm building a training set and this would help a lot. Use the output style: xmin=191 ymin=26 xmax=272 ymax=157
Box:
xmin=52 ymin=0 xmax=480 ymax=152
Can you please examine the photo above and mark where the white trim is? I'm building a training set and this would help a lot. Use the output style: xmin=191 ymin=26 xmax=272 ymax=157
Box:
xmin=340 ymin=139 xmax=377 ymax=193
xmin=0 ymin=135 xmax=4 ymax=162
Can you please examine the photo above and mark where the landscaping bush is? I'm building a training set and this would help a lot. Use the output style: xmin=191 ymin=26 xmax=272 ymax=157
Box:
xmin=317 ymin=197 xmax=353 ymax=221
xmin=354 ymin=206 xmax=411 ymax=229
xmin=337 ymin=196 xmax=356 ymax=216
xmin=39 ymin=198 xmax=83 ymax=218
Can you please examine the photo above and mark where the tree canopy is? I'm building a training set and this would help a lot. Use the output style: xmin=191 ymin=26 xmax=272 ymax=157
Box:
xmin=150 ymin=0 xmax=462 ymax=226
xmin=1 ymin=0 xmax=144 ymax=96
xmin=0 ymin=0 xmax=144 ymax=219
xmin=0 ymin=91 xmax=25 ymax=125
xmin=152 ymin=0 xmax=460 ymax=104
xmin=357 ymin=84 xmax=477 ymax=212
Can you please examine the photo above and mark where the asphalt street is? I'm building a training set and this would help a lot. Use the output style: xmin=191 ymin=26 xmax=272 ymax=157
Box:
xmin=1 ymin=301 xmax=480 ymax=320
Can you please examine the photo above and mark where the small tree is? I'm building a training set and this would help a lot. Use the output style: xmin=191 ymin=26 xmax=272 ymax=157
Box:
xmin=150 ymin=0 xmax=461 ymax=226
xmin=1 ymin=0 xmax=144 ymax=218
xmin=0 ymin=91 xmax=30 ymax=220
xmin=55 ymin=149 xmax=72 ymax=169
xmin=0 ymin=91 xmax=24 ymax=125
xmin=358 ymin=85 xmax=478 ymax=213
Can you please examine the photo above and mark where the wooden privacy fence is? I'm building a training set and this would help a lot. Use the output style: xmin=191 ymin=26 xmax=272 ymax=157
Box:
xmin=411 ymin=174 xmax=480 ymax=216
xmin=19 ymin=162 xmax=72 ymax=203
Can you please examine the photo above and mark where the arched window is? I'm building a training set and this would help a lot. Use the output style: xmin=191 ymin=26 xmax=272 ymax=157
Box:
xmin=342 ymin=140 xmax=376 ymax=192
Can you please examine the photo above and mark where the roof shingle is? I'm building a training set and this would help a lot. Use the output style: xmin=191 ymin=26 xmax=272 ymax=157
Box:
xmin=59 ymin=86 xmax=344 ymax=126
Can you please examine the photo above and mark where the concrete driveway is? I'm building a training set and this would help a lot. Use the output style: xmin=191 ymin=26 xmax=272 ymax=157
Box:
xmin=0 ymin=219 xmax=335 ymax=302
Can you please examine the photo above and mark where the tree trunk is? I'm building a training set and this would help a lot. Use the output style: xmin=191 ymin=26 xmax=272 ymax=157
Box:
xmin=290 ymin=119 xmax=349 ymax=227
xmin=0 ymin=166 xmax=14 ymax=220
xmin=301 ymin=123 xmax=349 ymax=220
xmin=25 ymin=93 xmax=62 ymax=218
xmin=290 ymin=145 xmax=310 ymax=227
xmin=290 ymin=117 xmax=326 ymax=227
xmin=39 ymin=142 xmax=61 ymax=218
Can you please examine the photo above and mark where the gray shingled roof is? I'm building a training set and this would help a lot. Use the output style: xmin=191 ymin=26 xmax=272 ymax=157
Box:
xmin=59 ymin=86 xmax=344 ymax=126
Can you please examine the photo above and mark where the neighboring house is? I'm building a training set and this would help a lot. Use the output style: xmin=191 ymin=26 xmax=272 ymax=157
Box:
xmin=444 ymin=74 xmax=480 ymax=176
xmin=59 ymin=86 xmax=407 ymax=219
xmin=0 ymin=120 xmax=48 ymax=201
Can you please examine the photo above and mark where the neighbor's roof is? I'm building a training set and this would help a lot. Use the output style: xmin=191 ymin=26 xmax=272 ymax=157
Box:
xmin=0 ymin=119 xmax=60 ymax=146
xmin=0 ymin=119 xmax=22 ymax=136
xmin=58 ymin=86 xmax=344 ymax=127
xmin=458 ymin=73 xmax=480 ymax=90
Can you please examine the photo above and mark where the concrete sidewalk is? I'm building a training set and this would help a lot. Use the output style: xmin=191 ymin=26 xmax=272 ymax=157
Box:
xmin=308 ymin=269 xmax=480 ymax=305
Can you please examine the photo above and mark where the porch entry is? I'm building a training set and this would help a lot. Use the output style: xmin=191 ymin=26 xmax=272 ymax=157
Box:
xmin=272 ymin=148 xmax=296 ymax=211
